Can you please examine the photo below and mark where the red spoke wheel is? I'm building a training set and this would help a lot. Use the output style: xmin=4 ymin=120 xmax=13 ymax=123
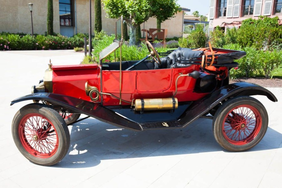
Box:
xmin=58 ymin=111 xmax=80 ymax=125
xmin=213 ymin=96 xmax=268 ymax=151
xmin=12 ymin=104 xmax=70 ymax=166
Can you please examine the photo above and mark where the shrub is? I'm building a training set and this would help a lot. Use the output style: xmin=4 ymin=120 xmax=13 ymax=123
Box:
xmin=223 ymin=44 xmax=282 ymax=78
xmin=0 ymin=32 xmax=84 ymax=51
xmin=225 ymin=27 xmax=238 ymax=44
xmin=179 ymin=24 xmax=207 ymax=48
xmin=237 ymin=16 xmax=282 ymax=50
xmin=210 ymin=26 xmax=225 ymax=48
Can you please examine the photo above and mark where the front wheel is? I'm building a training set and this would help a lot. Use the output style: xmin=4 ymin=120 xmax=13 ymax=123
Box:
xmin=12 ymin=104 xmax=70 ymax=166
xmin=213 ymin=96 xmax=268 ymax=151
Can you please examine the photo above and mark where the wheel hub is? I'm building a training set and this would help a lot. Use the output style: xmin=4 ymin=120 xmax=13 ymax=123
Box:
xmin=32 ymin=135 xmax=38 ymax=141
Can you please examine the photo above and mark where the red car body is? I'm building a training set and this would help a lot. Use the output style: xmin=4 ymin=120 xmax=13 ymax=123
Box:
xmin=10 ymin=42 xmax=278 ymax=166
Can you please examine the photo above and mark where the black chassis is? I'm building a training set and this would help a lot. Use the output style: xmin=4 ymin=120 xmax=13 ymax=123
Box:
xmin=11 ymin=82 xmax=277 ymax=131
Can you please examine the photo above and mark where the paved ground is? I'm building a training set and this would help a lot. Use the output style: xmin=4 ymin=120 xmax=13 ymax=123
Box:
xmin=0 ymin=50 xmax=282 ymax=188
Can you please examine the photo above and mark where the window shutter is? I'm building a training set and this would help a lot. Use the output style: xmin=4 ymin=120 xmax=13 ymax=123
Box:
xmin=254 ymin=0 xmax=262 ymax=16
xmin=210 ymin=0 xmax=215 ymax=20
xmin=233 ymin=0 xmax=241 ymax=17
xmin=226 ymin=0 xmax=234 ymax=18
xmin=263 ymin=0 xmax=273 ymax=15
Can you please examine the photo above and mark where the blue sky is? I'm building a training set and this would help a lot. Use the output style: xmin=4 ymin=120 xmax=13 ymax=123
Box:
xmin=177 ymin=0 xmax=210 ymax=16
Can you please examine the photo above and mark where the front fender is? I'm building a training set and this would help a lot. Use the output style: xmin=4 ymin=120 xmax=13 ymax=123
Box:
xmin=11 ymin=93 xmax=143 ymax=131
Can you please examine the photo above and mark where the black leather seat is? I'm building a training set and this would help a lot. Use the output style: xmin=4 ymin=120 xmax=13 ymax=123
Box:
xmin=158 ymin=48 xmax=203 ymax=68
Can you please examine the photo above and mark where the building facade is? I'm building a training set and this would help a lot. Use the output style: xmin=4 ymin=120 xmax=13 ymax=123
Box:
xmin=0 ymin=0 xmax=185 ymax=38
xmin=209 ymin=0 xmax=282 ymax=29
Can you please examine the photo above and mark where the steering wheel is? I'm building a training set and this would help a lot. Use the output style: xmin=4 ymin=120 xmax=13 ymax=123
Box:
xmin=146 ymin=41 xmax=161 ymax=65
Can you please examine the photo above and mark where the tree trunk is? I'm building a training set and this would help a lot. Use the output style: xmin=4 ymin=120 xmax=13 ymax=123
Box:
xmin=157 ymin=19 xmax=161 ymax=31
xmin=135 ymin=24 xmax=141 ymax=45
xmin=94 ymin=0 xmax=102 ymax=32
xmin=123 ymin=22 xmax=129 ymax=41
xmin=47 ymin=0 xmax=53 ymax=35
xmin=129 ymin=24 xmax=137 ymax=45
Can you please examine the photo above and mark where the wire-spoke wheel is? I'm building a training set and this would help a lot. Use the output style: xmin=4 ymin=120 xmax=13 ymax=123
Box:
xmin=12 ymin=104 xmax=70 ymax=166
xmin=58 ymin=111 xmax=80 ymax=125
xmin=213 ymin=96 xmax=268 ymax=151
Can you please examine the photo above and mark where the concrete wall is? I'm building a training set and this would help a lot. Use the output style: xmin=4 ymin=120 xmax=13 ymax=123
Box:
xmin=0 ymin=0 xmax=60 ymax=34
xmin=141 ymin=11 xmax=184 ymax=38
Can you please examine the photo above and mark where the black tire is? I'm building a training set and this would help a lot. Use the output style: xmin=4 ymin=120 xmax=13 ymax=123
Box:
xmin=12 ymin=103 xmax=70 ymax=166
xmin=213 ymin=96 xmax=268 ymax=151
xmin=33 ymin=101 xmax=80 ymax=125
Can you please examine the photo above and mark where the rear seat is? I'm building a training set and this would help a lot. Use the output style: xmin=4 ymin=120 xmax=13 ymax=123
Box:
xmin=159 ymin=48 xmax=203 ymax=68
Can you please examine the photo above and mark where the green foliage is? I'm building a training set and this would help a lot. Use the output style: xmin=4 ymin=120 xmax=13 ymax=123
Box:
xmin=210 ymin=26 xmax=225 ymax=48
xmin=225 ymin=27 xmax=238 ymax=44
xmin=237 ymin=16 xmax=282 ymax=50
xmin=0 ymin=33 xmax=84 ymax=50
xmin=179 ymin=24 xmax=207 ymax=48
xmin=223 ymin=44 xmax=282 ymax=79
xmin=92 ymin=34 xmax=116 ymax=61
xmin=47 ymin=0 xmax=54 ymax=35
xmin=103 ymin=0 xmax=150 ymax=45
xmin=151 ymin=0 xmax=180 ymax=27
xmin=74 ymin=47 xmax=84 ymax=52
xmin=94 ymin=30 xmax=107 ymax=40
xmin=192 ymin=11 xmax=199 ymax=17
xmin=82 ymin=55 xmax=96 ymax=64
xmin=102 ymin=0 xmax=180 ymax=45
xmin=89 ymin=32 xmax=173 ymax=63
xmin=94 ymin=0 xmax=102 ymax=32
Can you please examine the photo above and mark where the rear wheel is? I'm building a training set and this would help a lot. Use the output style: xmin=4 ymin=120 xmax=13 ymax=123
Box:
xmin=12 ymin=104 xmax=70 ymax=166
xmin=58 ymin=111 xmax=80 ymax=125
xmin=213 ymin=96 xmax=268 ymax=151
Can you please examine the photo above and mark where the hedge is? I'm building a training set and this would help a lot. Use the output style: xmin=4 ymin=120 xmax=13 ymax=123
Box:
xmin=0 ymin=33 xmax=84 ymax=50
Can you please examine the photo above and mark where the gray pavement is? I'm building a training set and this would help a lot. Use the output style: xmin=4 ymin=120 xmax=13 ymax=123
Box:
xmin=0 ymin=50 xmax=282 ymax=188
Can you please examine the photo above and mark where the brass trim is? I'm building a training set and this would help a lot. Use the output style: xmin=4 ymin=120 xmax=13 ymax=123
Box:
xmin=134 ymin=98 xmax=178 ymax=111
xmin=85 ymin=82 xmax=100 ymax=101
xmin=173 ymin=73 xmax=189 ymax=96
xmin=119 ymin=16 xmax=124 ymax=105
xmin=44 ymin=65 xmax=53 ymax=93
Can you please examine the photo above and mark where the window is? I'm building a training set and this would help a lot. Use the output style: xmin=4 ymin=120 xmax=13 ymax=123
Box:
xmin=275 ymin=0 xmax=282 ymax=13
xmin=218 ymin=0 xmax=227 ymax=17
xmin=243 ymin=0 xmax=255 ymax=15
xmin=59 ymin=0 xmax=73 ymax=26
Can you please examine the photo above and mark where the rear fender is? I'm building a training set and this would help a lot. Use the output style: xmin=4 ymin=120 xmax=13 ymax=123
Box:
xmin=141 ymin=82 xmax=277 ymax=129
xmin=179 ymin=82 xmax=277 ymax=127
xmin=11 ymin=93 xmax=142 ymax=131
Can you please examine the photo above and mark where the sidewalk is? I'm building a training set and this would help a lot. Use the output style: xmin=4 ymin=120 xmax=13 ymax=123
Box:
xmin=0 ymin=50 xmax=282 ymax=188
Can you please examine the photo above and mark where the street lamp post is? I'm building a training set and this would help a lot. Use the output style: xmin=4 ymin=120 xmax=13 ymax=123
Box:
xmin=28 ymin=3 xmax=34 ymax=37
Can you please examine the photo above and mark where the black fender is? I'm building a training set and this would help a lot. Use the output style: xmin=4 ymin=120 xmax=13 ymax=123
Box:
xmin=11 ymin=93 xmax=143 ymax=131
xmin=141 ymin=82 xmax=277 ymax=129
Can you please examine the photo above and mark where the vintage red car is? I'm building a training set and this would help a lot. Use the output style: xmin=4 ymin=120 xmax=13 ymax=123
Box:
xmin=11 ymin=41 xmax=277 ymax=166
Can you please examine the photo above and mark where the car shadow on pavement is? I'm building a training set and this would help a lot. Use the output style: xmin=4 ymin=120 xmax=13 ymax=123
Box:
xmin=56 ymin=117 xmax=282 ymax=168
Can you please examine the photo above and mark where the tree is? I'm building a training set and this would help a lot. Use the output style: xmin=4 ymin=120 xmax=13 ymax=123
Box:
xmin=192 ymin=11 xmax=200 ymax=18
xmin=103 ymin=0 xmax=180 ymax=45
xmin=151 ymin=0 xmax=180 ymax=31
xmin=123 ymin=22 xmax=129 ymax=41
xmin=199 ymin=15 xmax=207 ymax=22
xmin=95 ymin=0 xmax=102 ymax=32
xmin=47 ymin=0 xmax=53 ymax=35
xmin=103 ymin=0 xmax=150 ymax=45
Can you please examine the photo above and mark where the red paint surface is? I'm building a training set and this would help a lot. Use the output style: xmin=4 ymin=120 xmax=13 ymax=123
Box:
xmin=51 ymin=63 xmax=211 ymax=106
